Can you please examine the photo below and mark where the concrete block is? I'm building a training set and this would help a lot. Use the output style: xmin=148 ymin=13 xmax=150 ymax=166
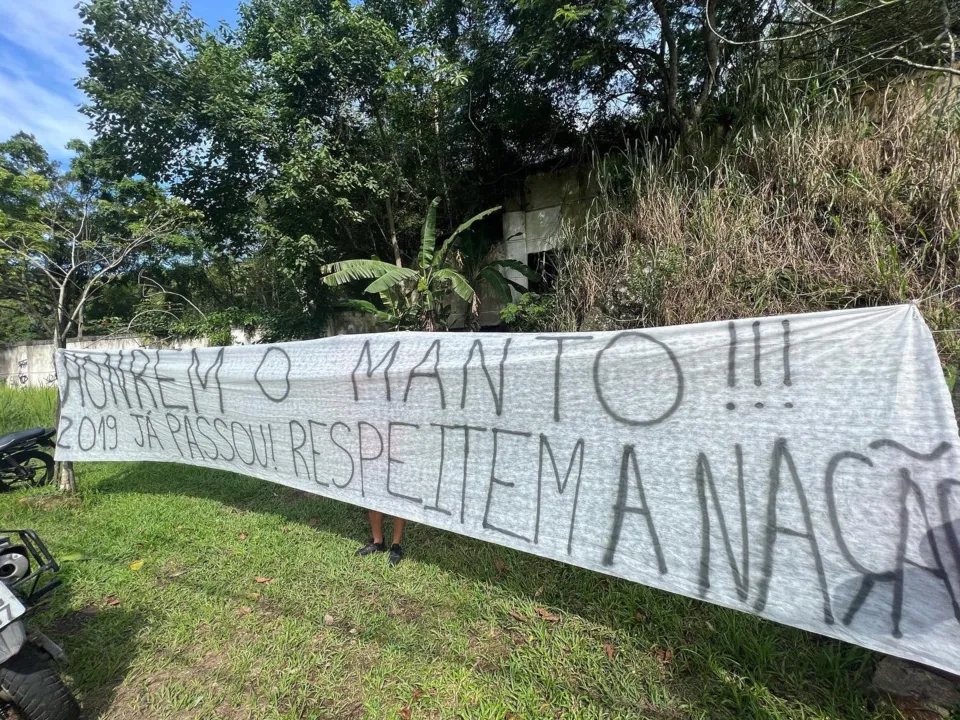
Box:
xmin=503 ymin=211 xmax=525 ymax=243
xmin=525 ymin=205 xmax=561 ymax=246
xmin=526 ymin=172 xmax=565 ymax=210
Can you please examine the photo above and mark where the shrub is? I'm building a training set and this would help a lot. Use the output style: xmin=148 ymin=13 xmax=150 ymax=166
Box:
xmin=500 ymin=293 xmax=556 ymax=332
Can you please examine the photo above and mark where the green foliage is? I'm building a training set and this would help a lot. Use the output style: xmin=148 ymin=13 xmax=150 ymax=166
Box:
xmin=451 ymin=230 xmax=540 ymax=329
xmin=0 ymin=308 xmax=43 ymax=343
xmin=500 ymin=292 xmax=556 ymax=332
xmin=68 ymin=0 xmax=960 ymax=344
xmin=76 ymin=0 xmax=526 ymax=329
xmin=323 ymin=197 xmax=514 ymax=330
xmin=0 ymin=132 xmax=201 ymax=347
xmin=545 ymin=86 xmax=960 ymax=365
xmin=322 ymin=261 xmax=418 ymax=293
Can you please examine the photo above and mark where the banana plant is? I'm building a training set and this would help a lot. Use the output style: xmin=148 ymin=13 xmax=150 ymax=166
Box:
xmin=322 ymin=197 xmax=528 ymax=330
xmin=450 ymin=230 xmax=540 ymax=330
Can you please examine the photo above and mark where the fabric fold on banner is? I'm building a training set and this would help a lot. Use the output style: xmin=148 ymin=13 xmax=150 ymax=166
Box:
xmin=54 ymin=304 xmax=960 ymax=674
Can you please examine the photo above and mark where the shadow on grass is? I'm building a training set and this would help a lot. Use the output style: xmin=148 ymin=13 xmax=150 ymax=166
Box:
xmin=92 ymin=461 xmax=886 ymax=718
xmin=35 ymin=579 xmax=143 ymax=718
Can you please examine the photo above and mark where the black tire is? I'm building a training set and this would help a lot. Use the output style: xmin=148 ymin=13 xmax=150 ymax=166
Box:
xmin=0 ymin=644 xmax=79 ymax=720
xmin=7 ymin=452 xmax=53 ymax=488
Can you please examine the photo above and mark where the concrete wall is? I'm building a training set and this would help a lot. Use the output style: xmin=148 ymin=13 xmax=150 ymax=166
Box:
xmin=1 ymin=328 xmax=259 ymax=388
xmin=497 ymin=165 xmax=589 ymax=319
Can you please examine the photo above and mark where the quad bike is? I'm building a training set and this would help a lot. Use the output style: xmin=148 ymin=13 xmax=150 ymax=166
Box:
xmin=0 ymin=430 xmax=56 ymax=491
xmin=0 ymin=531 xmax=78 ymax=719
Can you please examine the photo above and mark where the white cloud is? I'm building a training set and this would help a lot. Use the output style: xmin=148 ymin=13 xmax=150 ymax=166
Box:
xmin=0 ymin=68 xmax=89 ymax=155
xmin=0 ymin=1 xmax=87 ymax=76
xmin=0 ymin=1 xmax=91 ymax=158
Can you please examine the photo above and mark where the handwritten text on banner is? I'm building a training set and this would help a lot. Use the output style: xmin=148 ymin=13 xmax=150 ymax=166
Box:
xmin=55 ymin=304 xmax=960 ymax=673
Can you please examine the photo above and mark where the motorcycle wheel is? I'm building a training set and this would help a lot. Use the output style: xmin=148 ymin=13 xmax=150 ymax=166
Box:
xmin=7 ymin=452 xmax=53 ymax=488
xmin=0 ymin=644 xmax=79 ymax=720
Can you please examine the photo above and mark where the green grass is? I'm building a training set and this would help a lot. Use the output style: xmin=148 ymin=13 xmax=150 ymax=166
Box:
xmin=0 ymin=387 xmax=899 ymax=719
xmin=0 ymin=386 xmax=58 ymax=435
xmin=0 ymin=468 xmax=899 ymax=719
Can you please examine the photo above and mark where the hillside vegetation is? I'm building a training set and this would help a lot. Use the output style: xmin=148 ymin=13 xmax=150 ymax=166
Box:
xmin=534 ymin=79 xmax=960 ymax=361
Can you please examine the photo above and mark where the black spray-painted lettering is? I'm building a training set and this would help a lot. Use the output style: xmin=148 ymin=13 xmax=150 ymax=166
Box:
xmin=535 ymin=435 xmax=585 ymax=554
xmin=104 ymin=351 xmax=132 ymax=409
xmin=188 ymin=348 xmax=225 ymax=414
xmin=57 ymin=415 xmax=73 ymax=449
xmin=536 ymin=336 xmax=593 ymax=422
xmin=460 ymin=339 xmax=511 ymax=416
xmin=357 ymin=421 xmax=384 ymax=498
xmin=352 ymin=340 xmax=400 ymax=401
xmin=386 ymin=422 xmax=423 ymax=504
xmin=129 ymin=350 xmax=157 ymax=410
xmin=329 ymin=422 xmax=355 ymax=488
xmin=308 ymin=420 xmax=331 ymax=487
xmin=194 ymin=416 xmax=220 ymax=460
xmin=77 ymin=416 xmax=97 ymax=451
xmin=165 ymin=413 xmax=186 ymax=457
xmin=213 ymin=418 xmax=235 ymax=461
xmin=403 ymin=339 xmax=445 ymax=409
xmin=893 ymin=469 xmax=960 ymax=636
xmin=231 ymin=421 xmax=273 ymax=468
xmin=60 ymin=353 xmax=85 ymax=408
xmin=696 ymin=446 xmax=749 ymax=601
xmin=754 ymin=439 xmax=833 ymax=624
xmin=827 ymin=441 xmax=959 ymax=637
xmin=592 ymin=332 xmax=683 ymax=427
xmin=254 ymin=347 xmax=291 ymax=403
xmin=182 ymin=416 xmax=204 ymax=459
xmin=483 ymin=428 xmax=534 ymax=542
xmin=603 ymin=445 xmax=667 ymax=573
xmin=144 ymin=413 xmax=164 ymax=450
xmin=155 ymin=350 xmax=189 ymax=411
xmin=425 ymin=423 xmax=452 ymax=516
xmin=80 ymin=355 xmax=109 ymax=410
xmin=289 ymin=420 xmax=311 ymax=481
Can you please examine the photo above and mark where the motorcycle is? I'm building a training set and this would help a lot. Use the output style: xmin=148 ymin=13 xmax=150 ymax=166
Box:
xmin=0 ymin=530 xmax=79 ymax=719
xmin=0 ymin=429 xmax=56 ymax=491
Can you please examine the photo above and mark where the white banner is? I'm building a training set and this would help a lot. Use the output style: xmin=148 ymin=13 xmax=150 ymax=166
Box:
xmin=54 ymin=304 xmax=960 ymax=673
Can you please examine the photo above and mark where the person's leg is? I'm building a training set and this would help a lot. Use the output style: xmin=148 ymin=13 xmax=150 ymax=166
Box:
xmin=391 ymin=518 xmax=406 ymax=546
xmin=356 ymin=510 xmax=388 ymax=556
xmin=389 ymin=518 xmax=407 ymax=566
xmin=370 ymin=510 xmax=385 ymax=544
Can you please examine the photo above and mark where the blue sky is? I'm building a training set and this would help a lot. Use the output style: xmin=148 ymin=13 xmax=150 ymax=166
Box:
xmin=0 ymin=0 xmax=238 ymax=162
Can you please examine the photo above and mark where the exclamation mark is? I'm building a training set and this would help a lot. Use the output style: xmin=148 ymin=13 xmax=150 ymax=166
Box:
xmin=727 ymin=321 xmax=737 ymax=388
xmin=752 ymin=321 xmax=762 ymax=387
xmin=781 ymin=319 xmax=792 ymax=387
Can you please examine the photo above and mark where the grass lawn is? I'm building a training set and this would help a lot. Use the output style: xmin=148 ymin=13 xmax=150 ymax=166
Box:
xmin=0 ymin=464 xmax=904 ymax=720
xmin=0 ymin=387 xmax=902 ymax=719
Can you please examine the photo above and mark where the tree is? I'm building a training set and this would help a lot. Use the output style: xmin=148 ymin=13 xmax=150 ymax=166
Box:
xmin=0 ymin=134 xmax=61 ymax=341
xmin=78 ymin=1 xmax=439 ymax=274
xmin=734 ymin=0 xmax=958 ymax=83
xmin=76 ymin=0 xmax=566 ymax=339
xmin=0 ymin=134 xmax=198 ymax=491
xmin=322 ymin=197 xmax=534 ymax=331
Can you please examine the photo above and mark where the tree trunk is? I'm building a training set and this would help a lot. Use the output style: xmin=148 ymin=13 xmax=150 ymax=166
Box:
xmin=371 ymin=106 xmax=404 ymax=269
xmin=51 ymin=315 xmax=76 ymax=494
xmin=385 ymin=196 xmax=403 ymax=268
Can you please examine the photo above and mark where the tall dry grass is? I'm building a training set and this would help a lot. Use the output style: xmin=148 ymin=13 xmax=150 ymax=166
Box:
xmin=550 ymin=78 xmax=960 ymax=360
